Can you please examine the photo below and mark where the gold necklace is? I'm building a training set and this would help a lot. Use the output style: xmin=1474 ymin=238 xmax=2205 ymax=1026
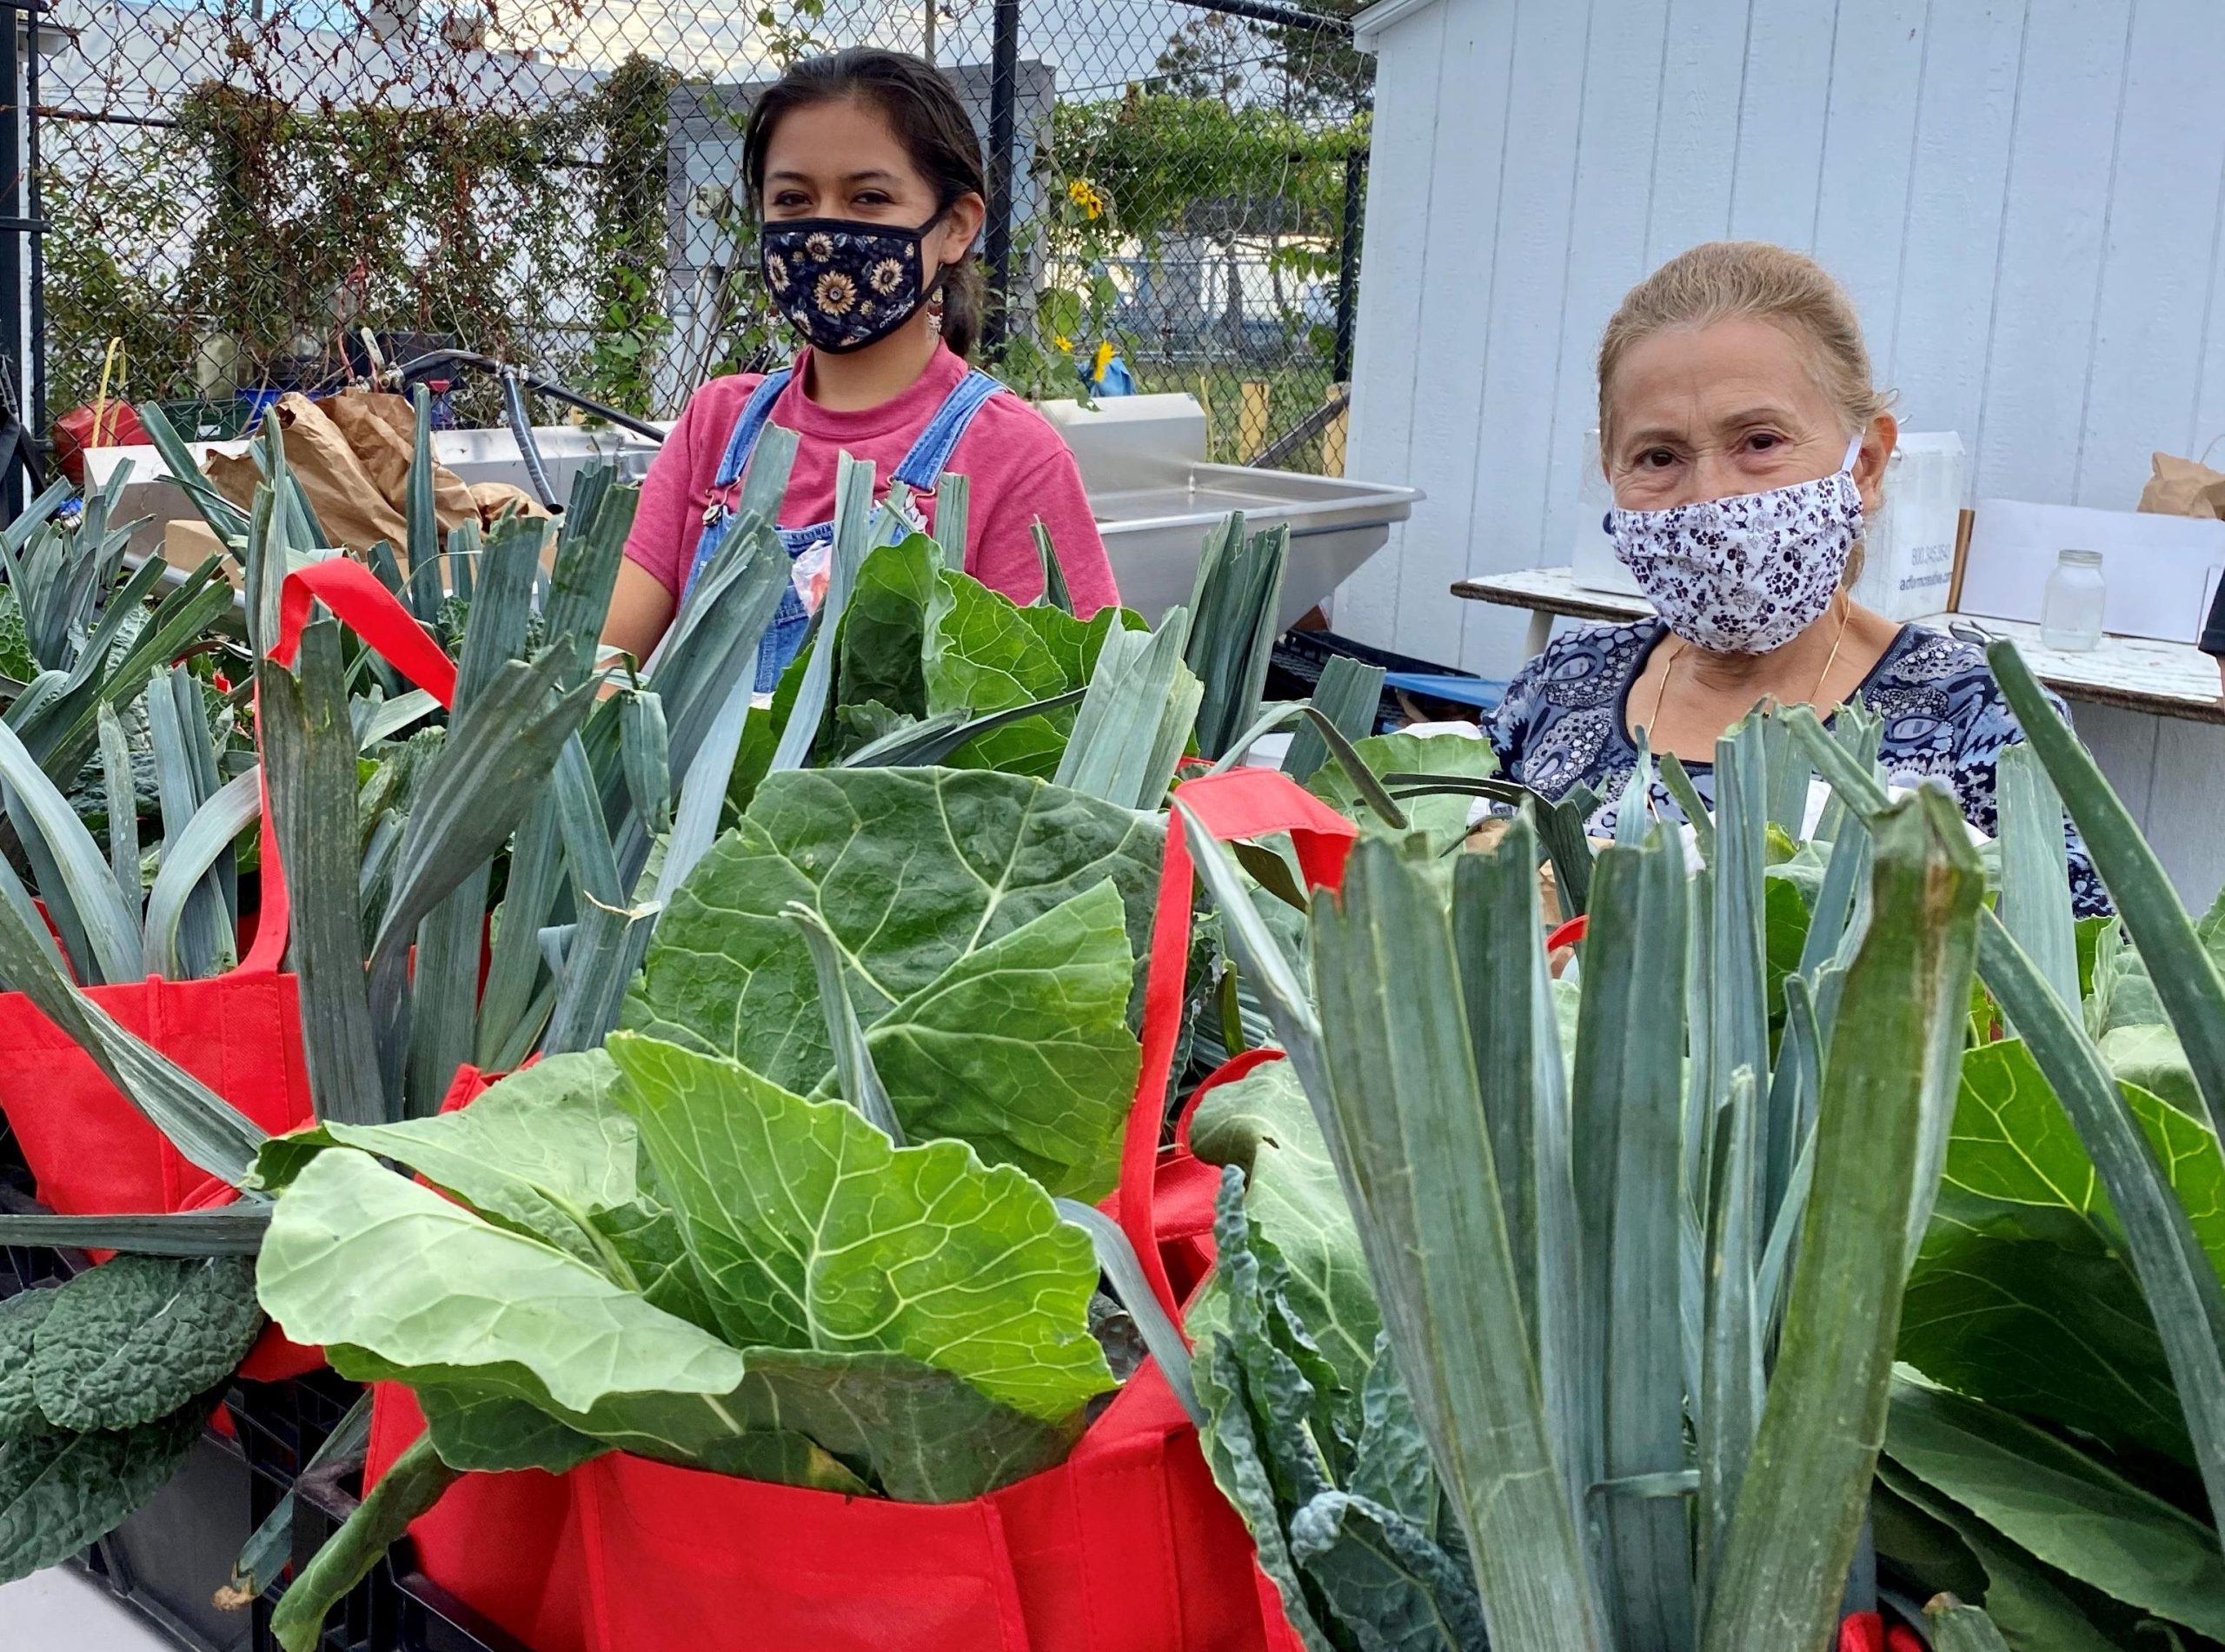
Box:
xmin=1640 ymin=594 xmax=1854 ymax=743
xmin=1807 ymin=592 xmax=1853 ymax=707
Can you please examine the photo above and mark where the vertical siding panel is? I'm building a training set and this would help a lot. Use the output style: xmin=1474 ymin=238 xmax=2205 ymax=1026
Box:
xmin=1888 ymin=0 xmax=2026 ymax=441
xmin=1970 ymin=0 xmax=2135 ymax=503
xmin=1338 ymin=7 xmax=1452 ymax=646
xmin=2073 ymin=0 xmax=2225 ymax=506
xmin=1372 ymin=0 xmax=1519 ymax=667
xmin=1644 ymin=0 xmax=1757 ymax=265
xmin=2142 ymin=717 xmax=2225 ymax=906
xmin=1726 ymin=0 xmax=1837 ymax=248
xmin=1811 ymin=0 xmax=1929 ymax=367
xmin=1533 ymin=0 xmax=1676 ymax=657
xmin=1452 ymin=0 xmax=1598 ymax=673
xmin=2196 ymin=154 xmax=2225 ymax=449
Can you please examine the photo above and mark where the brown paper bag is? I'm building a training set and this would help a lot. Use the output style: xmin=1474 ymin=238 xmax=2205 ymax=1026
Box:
xmin=468 ymin=481 xmax=555 ymax=525
xmin=320 ymin=389 xmax=479 ymax=541
xmin=2137 ymin=449 xmax=2225 ymax=521
xmin=205 ymin=394 xmax=409 ymax=556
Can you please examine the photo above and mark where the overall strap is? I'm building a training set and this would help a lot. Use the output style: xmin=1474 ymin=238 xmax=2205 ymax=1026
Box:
xmin=891 ymin=368 xmax=1006 ymax=493
xmin=714 ymin=367 xmax=794 ymax=492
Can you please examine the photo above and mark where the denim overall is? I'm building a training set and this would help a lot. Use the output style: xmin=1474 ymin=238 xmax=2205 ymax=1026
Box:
xmin=681 ymin=363 xmax=1006 ymax=691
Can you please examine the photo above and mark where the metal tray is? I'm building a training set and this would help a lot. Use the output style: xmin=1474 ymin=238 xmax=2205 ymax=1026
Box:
xmin=1091 ymin=463 xmax=1419 ymax=628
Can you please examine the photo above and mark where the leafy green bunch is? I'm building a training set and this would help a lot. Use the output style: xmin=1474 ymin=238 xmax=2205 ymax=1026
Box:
xmin=0 ymin=1253 xmax=264 ymax=1582
xmin=1184 ymin=657 xmax=2225 ymax=1652
xmin=245 ymin=756 xmax=1179 ymax=1648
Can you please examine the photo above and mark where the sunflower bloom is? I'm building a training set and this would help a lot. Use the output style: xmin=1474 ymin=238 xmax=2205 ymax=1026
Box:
xmin=814 ymin=271 xmax=857 ymax=316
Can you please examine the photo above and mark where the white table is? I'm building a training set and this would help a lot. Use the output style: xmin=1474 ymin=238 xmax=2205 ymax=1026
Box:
xmin=1451 ymin=565 xmax=2225 ymax=902
xmin=1451 ymin=565 xmax=2225 ymax=725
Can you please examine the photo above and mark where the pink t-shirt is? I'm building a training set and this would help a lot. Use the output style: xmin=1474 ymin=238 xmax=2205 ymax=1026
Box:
xmin=623 ymin=346 xmax=1119 ymax=615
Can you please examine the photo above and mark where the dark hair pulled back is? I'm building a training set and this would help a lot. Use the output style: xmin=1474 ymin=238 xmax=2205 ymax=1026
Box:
xmin=742 ymin=49 xmax=988 ymax=361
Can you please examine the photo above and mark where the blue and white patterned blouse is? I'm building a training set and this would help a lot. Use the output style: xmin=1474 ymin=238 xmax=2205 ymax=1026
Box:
xmin=1485 ymin=619 xmax=2108 ymax=916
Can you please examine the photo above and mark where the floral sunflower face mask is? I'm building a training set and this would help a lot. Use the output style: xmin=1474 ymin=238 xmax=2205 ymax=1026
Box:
xmin=759 ymin=208 xmax=952 ymax=355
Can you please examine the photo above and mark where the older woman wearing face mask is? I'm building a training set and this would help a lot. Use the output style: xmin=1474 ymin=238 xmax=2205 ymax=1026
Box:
xmin=1488 ymin=240 xmax=2105 ymax=914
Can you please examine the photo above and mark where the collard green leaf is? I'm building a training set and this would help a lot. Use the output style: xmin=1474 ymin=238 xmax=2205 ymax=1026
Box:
xmin=1904 ymin=1033 xmax=2214 ymax=1465
xmin=1875 ymin=1459 xmax=2121 ymax=1652
xmin=920 ymin=566 xmax=1119 ymax=777
xmin=588 ymin=1193 xmax=720 ymax=1334
xmin=29 ymin=1255 xmax=262 ymax=1431
xmin=1976 ymin=919 xmax=2225 ymax=1532
xmin=627 ymin=766 xmax=1158 ymax=1192
xmin=0 ymin=1290 xmax=61 ymax=1440
xmin=0 ymin=1402 xmax=205 ymax=1585
xmin=253 ymin=1052 xmax=637 ymax=1270
xmin=813 ymin=880 xmax=1139 ymax=1198
xmin=1885 ymin=1379 xmax=2225 ymax=1637
xmin=839 ymin=535 xmax=939 ymax=719
xmin=1314 ymin=731 xmax=1495 ymax=853
xmin=257 ymin=1147 xmax=747 ymax=1431
xmin=413 ymin=1387 xmax=608 ymax=1476
xmin=1902 ymin=1226 xmax=2186 ymax=1464
xmin=2089 ymin=919 xmax=2168 ymax=1036
xmin=605 ymin=1032 xmax=1113 ymax=1424
xmin=1189 ymin=1056 xmax=1379 ymax=1389
xmin=737 ymin=1347 xmax=1079 ymax=1503
xmin=1288 ymin=1489 xmax=1490 ymax=1652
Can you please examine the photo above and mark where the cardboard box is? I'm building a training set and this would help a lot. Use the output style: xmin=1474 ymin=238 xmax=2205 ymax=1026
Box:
xmin=163 ymin=518 xmax=240 ymax=587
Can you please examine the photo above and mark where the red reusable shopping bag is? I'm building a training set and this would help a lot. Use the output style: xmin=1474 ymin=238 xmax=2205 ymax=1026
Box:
xmin=365 ymin=767 xmax=1354 ymax=1652
xmin=0 ymin=562 xmax=455 ymax=1242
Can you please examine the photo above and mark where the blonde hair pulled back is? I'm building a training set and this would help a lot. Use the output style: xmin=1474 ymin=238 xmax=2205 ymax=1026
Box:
xmin=1597 ymin=241 xmax=1892 ymax=448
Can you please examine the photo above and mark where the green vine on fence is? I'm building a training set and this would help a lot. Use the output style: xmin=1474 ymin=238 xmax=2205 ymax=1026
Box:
xmin=990 ymin=91 xmax=1366 ymax=408
xmin=583 ymin=56 xmax=679 ymax=415
xmin=176 ymin=83 xmax=582 ymax=419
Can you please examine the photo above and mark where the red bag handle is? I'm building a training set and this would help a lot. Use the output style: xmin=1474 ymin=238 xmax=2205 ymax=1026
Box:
xmin=1119 ymin=768 xmax=1358 ymax=1325
xmin=243 ymin=561 xmax=460 ymax=972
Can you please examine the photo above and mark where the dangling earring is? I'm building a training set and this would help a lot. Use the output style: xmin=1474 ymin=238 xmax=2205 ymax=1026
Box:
xmin=926 ymin=289 xmax=946 ymax=338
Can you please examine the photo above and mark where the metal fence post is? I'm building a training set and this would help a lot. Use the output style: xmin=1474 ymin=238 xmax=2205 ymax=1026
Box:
xmin=1332 ymin=147 xmax=1364 ymax=388
xmin=981 ymin=0 xmax=1020 ymax=352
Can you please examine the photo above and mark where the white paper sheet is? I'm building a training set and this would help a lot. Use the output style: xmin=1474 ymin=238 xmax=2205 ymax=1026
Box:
xmin=1960 ymin=498 xmax=2225 ymax=644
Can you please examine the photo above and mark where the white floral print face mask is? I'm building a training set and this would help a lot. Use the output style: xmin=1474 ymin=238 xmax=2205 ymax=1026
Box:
xmin=1605 ymin=435 xmax=1866 ymax=654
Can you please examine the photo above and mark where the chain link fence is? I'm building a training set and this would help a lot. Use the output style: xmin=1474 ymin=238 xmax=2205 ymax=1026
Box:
xmin=17 ymin=0 xmax=1370 ymax=472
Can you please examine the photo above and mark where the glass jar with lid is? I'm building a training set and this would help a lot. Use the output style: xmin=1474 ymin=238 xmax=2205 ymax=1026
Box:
xmin=2041 ymin=548 xmax=2106 ymax=652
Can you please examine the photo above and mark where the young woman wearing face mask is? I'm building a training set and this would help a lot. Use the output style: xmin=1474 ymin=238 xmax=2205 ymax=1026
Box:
xmin=1488 ymin=240 xmax=2106 ymax=914
xmin=603 ymin=49 xmax=1119 ymax=686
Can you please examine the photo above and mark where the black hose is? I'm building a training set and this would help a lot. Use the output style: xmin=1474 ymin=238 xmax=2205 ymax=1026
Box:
xmin=390 ymin=349 xmax=668 ymax=444
xmin=501 ymin=370 xmax=560 ymax=512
